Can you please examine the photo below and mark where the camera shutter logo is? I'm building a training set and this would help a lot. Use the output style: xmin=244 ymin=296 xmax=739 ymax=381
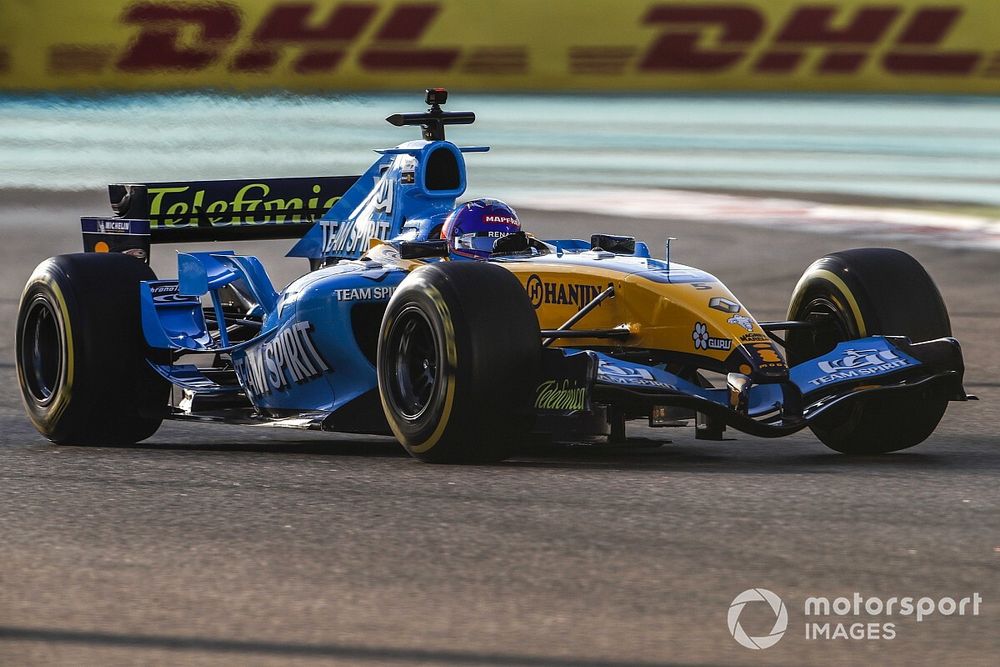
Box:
xmin=728 ymin=588 xmax=788 ymax=650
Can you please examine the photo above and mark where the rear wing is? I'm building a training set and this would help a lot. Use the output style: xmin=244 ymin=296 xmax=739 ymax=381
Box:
xmin=82 ymin=176 xmax=358 ymax=261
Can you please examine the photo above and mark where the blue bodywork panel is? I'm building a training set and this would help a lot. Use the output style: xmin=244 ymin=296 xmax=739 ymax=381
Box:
xmin=287 ymin=140 xmax=484 ymax=262
xmin=141 ymin=280 xmax=211 ymax=351
xmin=590 ymin=353 xmax=784 ymax=418
xmin=146 ymin=254 xmax=409 ymax=416
xmin=790 ymin=338 xmax=920 ymax=394
xmin=229 ymin=262 xmax=406 ymax=414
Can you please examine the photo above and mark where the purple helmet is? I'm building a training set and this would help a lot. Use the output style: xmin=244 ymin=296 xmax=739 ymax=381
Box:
xmin=441 ymin=199 xmax=521 ymax=260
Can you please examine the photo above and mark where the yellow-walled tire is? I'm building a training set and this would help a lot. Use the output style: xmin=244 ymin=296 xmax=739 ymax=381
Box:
xmin=15 ymin=253 xmax=169 ymax=445
xmin=377 ymin=262 xmax=539 ymax=463
xmin=786 ymin=248 xmax=951 ymax=454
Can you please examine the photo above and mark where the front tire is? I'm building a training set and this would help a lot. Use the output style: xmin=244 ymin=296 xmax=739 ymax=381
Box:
xmin=786 ymin=248 xmax=951 ymax=454
xmin=377 ymin=262 xmax=540 ymax=463
xmin=16 ymin=253 xmax=169 ymax=445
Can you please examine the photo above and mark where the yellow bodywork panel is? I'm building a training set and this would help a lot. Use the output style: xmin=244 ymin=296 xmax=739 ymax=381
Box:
xmin=365 ymin=242 xmax=786 ymax=375
xmin=498 ymin=255 xmax=786 ymax=373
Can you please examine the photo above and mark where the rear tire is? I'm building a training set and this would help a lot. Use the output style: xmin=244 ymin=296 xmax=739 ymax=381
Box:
xmin=786 ymin=248 xmax=951 ymax=454
xmin=377 ymin=262 xmax=540 ymax=463
xmin=16 ymin=253 xmax=169 ymax=445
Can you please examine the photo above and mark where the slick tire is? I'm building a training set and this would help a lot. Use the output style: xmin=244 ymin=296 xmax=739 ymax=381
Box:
xmin=16 ymin=253 xmax=169 ymax=445
xmin=377 ymin=262 xmax=540 ymax=463
xmin=786 ymin=248 xmax=951 ymax=455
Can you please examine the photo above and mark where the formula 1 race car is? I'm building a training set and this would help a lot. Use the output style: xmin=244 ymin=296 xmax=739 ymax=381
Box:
xmin=16 ymin=90 xmax=973 ymax=462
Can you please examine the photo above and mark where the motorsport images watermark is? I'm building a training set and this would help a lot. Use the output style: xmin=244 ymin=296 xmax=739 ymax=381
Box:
xmin=727 ymin=589 xmax=983 ymax=649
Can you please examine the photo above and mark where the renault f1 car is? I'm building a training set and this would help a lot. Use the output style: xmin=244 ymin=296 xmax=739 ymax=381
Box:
xmin=16 ymin=89 xmax=973 ymax=462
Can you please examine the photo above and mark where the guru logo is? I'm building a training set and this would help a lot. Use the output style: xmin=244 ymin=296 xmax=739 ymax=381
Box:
xmin=692 ymin=322 xmax=732 ymax=351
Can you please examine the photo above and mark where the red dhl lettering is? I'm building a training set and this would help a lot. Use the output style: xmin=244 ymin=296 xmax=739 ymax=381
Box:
xmin=115 ymin=1 xmax=458 ymax=74
xmin=34 ymin=2 xmax=994 ymax=81
xmin=635 ymin=3 xmax=980 ymax=76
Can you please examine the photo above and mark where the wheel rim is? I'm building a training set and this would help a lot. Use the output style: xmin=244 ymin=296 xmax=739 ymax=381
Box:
xmin=20 ymin=296 xmax=62 ymax=405
xmin=385 ymin=306 xmax=440 ymax=420
xmin=793 ymin=295 xmax=867 ymax=427
xmin=791 ymin=295 xmax=854 ymax=363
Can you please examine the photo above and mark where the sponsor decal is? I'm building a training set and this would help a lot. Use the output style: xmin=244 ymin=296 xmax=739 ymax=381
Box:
xmin=96 ymin=219 xmax=135 ymax=234
xmin=316 ymin=171 xmax=398 ymax=256
xmin=633 ymin=4 xmax=982 ymax=78
xmin=373 ymin=176 xmax=393 ymax=214
xmin=82 ymin=217 xmax=151 ymax=260
xmin=7 ymin=2 xmax=1000 ymax=95
xmin=525 ymin=273 xmax=610 ymax=311
xmin=233 ymin=321 xmax=330 ymax=399
xmin=810 ymin=347 xmax=910 ymax=386
xmin=748 ymin=341 xmax=784 ymax=366
xmin=149 ymin=182 xmax=339 ymax=227
xmin=149 ymin=282 xmax=199 ymax=303
xmin=597 ymin=360 xmax=676 ymax=390
xmin=710 ymin=297 xmax=741 ymax=314
xmin=692 ymin=322 xmax=732 ymax=351
xmin=321 ymin=214 xmax=393 ymax=257
xmin=333 ymin=286 xmax=396 ymax=301
xmin=484 ymin=215 xmax=517 ymax=224
xmin=728 ymin=314 xmax=754 ymax=331
xmin=740 ymin=332 xmax=770 ymax=343
xmin=534 ymin=379 xmax=587 ymax=411
xmin=114 ymin=3 xmax=472 ymax=76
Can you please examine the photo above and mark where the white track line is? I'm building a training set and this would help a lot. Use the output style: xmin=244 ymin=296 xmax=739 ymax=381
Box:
xmin=509 ymin=189 xmax=1000 ymax=251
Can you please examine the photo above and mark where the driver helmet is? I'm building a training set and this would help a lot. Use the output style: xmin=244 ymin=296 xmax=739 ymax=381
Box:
xmin=441 ymin=199 xmax=521 ymax=260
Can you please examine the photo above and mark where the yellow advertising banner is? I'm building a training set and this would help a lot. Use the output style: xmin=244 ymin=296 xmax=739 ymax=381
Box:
xmin=1 ymin=0 xmax=999 ymax=94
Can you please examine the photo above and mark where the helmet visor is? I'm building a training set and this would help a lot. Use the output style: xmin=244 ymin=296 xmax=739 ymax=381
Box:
xmin=453 ymin=232 xmax=510 ymax=254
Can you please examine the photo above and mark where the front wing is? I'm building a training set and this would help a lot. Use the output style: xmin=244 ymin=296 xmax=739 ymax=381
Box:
xmin=538 ymin=336 xmax=970 ymax=438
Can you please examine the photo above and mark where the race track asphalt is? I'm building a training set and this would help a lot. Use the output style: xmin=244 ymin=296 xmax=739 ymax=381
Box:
xmin=0 ymin=196 xmax=997 ymax=666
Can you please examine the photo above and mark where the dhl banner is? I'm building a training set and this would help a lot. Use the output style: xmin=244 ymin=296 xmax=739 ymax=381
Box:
xmin=1 ymin=0 xmax=999 ymax=94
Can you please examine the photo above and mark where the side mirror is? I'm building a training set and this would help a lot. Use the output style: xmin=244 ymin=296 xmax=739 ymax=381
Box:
xmin=399 ymin=239 xmax=450 ymax=260
xmin=590 ymin=234 xmax=636 ymax=255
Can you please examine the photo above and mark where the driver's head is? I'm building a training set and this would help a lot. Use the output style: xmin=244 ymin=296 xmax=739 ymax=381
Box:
xmin=441 ymin=199 xmax=521 ymax=260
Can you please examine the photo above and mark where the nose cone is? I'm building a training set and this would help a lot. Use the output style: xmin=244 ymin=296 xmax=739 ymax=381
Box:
xmin=623 ymin=275 xmax=788 ymax=381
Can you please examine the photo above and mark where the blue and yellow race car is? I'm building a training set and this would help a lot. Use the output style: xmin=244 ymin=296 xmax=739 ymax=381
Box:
xmin=16 ymin=90 xmax=973 ymax=462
